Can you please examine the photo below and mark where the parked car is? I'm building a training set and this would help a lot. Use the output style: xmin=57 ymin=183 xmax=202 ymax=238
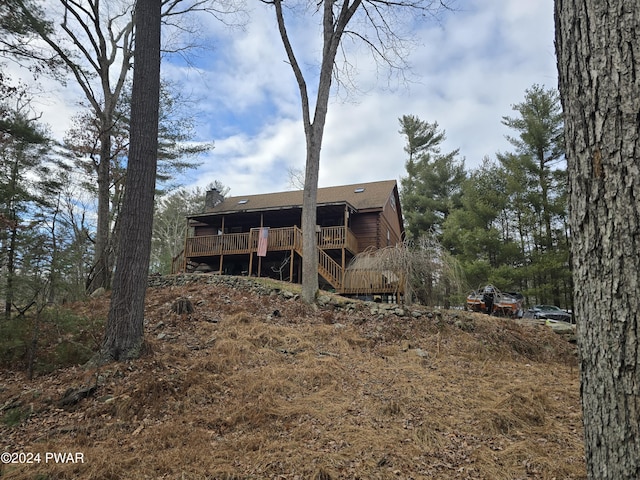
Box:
xmin=526 ymin=305 xmax=573 ymax=324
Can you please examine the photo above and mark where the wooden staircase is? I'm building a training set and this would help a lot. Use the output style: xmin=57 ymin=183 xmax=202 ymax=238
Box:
xmin=291 ymin=227 xmax=344 ymax=290
xmin=316 ymin=247 xmax=343 ymax=290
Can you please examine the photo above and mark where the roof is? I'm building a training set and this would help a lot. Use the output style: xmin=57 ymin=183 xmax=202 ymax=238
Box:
xmin=189 ymin=180 xmax=399 ymax=218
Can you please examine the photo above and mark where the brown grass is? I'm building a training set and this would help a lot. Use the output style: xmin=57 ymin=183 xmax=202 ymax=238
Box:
xmin=0 ymin=278 xmax=584 ymax=479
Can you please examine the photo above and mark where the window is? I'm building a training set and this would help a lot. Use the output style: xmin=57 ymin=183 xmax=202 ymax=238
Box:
xmin=238 ymin=199 xmax=248 ymax=204
xmin=354 ymin=187 xmax=365 ymax=193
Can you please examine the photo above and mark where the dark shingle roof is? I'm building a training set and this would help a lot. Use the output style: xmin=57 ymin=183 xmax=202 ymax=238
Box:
xmin=191 ymin=180 xmax=398 ymax=217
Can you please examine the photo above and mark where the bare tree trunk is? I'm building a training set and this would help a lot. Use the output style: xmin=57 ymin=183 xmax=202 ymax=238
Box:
xmin=84 ymin=110 xmax=128 ymax=294
xmin=301 ymin=137 xmax=320 ymax=302
xmin=100 ymin=0 xmax=160 ymax=362
xmin=13 ymin=2 xmax=133 ymax=294
xmin=555 ymin=1 xmax=640 ymax=478
xmin=4 ymin=154 xmax=21 ymax=319
xmin=89 ymin=128 xmax=114 ymax=292
xmin=269 ymin=0 xmax=449 ymax=302
xmin=272 ymin=0 xmax=359 ymax=302
xmin=5 ymin=222 xmax=17 ymax=319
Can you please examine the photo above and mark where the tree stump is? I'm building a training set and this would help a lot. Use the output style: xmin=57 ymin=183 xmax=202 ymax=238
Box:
xmin=171 ymin=297 xmax=194 ymax=315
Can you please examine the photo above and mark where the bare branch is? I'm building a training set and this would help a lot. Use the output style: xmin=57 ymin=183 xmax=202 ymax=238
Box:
xmin=59 ymin=1 xmax=102 ymax=74
xmin=271 ymin=0 xmax=311 ymax=129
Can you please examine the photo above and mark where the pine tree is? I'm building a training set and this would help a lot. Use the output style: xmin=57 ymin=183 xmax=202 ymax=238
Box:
xmin=100 ymin=0 xmax=160 ymax=362
xmin=399 ymin=115 xmax=465 ymax=239
xmin=556 ymin=1 xmax=640 ymax=477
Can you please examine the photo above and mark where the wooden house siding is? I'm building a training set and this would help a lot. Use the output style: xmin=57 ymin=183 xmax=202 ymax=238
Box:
xmin=349 ymin=191 xmax=403 ymax=250
xmin=380 ymin=194 xmax=403 ymax=247
xmin=194 ymin=225 xmax=217 ymax=236
xmin=349 ymin=212 xmax=380 ymax=251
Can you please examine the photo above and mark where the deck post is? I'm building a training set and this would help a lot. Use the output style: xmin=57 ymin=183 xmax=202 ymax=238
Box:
xmin=220 ymin=217 xmax=226 ymax=275
xmin=258 ymin=218 xmax=263 ymax=277
xmin=342 ymin=208 xmax=348 ymax=286
xmin=181 ymin=218 xmax=189 ymax=273
xmin=289 ymin=249 xmax=294 ymax=282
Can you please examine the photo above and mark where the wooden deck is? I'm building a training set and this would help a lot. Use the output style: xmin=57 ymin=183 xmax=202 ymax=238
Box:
xmin=184 ymin=226 xmax=357 ymax=258
xmin=174 ymin=225 xmax=402 ymax=297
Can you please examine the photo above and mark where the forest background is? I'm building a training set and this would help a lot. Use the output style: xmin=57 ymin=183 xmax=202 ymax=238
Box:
xmin=0 ymin=1 xmax=568 ymax=316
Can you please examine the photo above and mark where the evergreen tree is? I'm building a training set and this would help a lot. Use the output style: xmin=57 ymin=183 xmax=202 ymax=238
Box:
xmin=399 ymin=115 xmax=466 ymax=239
xmin=63 ymin=81 xmax=211 ymax=288
xmin=0 ymin=99 xmax=61 ymax=317
xmin=498 ymin=84 xmax=569 ymax=306
xmin=442 ymin=158 xmax=519 ymax=289
xmin=7 ymin=0 xmax=233 ymax=292
xmin=440 ymin=86 xmax=569 ymax=304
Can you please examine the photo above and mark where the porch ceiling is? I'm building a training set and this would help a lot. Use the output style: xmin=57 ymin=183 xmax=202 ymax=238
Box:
xmin=189 ymin=203 xmax=348 ymax=228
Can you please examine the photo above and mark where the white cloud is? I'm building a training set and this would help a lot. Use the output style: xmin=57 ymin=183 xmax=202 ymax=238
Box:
xmin=3 ymin=60 xmax=86 ymax=140
xmin=186 ymin=117 xmax=307 ymax=196
xmin=9 ymin=0 xmax=558 ymax=199
xmin=182 ymin=0 xmax=558 ymax=195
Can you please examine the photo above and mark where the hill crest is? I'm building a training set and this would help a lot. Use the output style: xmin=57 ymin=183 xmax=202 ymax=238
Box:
xmin=0 ymin=274 xmax=585 ymax=479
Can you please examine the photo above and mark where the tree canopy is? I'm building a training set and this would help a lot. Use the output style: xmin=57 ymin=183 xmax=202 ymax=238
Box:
xmin=404 ymin=85 xmax=570 ymax=308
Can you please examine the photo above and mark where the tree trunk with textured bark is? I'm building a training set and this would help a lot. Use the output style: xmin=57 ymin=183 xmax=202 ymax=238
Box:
xmin=555 ymin=1 xmax=640 ymax=478
xmin=100 ymin=0 xmax=161 ymax=362
xmin=89 ymin=127 xmax=113 ymax=292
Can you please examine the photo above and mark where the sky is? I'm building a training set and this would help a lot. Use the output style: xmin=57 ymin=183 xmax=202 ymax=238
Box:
xmin=14 ymin=0 xmax=558 ymax=198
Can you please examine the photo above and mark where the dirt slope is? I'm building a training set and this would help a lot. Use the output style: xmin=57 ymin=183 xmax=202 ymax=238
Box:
xmin=0 ymin=276 xmax=585 ymax=479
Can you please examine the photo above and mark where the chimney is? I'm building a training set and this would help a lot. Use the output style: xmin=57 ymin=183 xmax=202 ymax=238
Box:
xmin=205 ymin=188 xmax=224 ymax=210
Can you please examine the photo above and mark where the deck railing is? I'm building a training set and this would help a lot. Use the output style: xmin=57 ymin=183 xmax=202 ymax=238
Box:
xmin=341 ymin=269 xmax=402 ymax=295
xmin=185 ymin=225 xmax=355 ymax=258
xmin=179 ymin=225 xmax=402 ymax=297
xmin=175 ymin=225 xmax=403 ymax=297
xmin=317 ymin=248 xmax=343 ymax=289
xmin=249 ymin=227 xmax=298 ymax=252
xmin=317 ymin=226 xmax=344 ymax=249
xmin=170 ymin=250 xmax=185 ymax=275
xmin=185 ymin=232 xmax=249 ymax=256
xmin=345 ymin=228 xmax=358 ymax=253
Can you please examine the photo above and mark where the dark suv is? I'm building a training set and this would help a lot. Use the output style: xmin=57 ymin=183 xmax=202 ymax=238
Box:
xmin=527 ymin=305 xmax=573 ymax=324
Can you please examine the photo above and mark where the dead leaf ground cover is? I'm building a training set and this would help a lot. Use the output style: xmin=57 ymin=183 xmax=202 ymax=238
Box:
xmin=0 ymin=276 xmax=584 ymax=479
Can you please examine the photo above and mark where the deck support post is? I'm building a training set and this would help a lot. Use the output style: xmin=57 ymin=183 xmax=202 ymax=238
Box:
xmin=181 ymin=218 xmax=189 ymax=273
xmin=289 ymin=249 xmax=295 ymax=282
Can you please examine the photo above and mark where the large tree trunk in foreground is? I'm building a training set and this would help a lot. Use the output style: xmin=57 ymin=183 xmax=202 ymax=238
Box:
xmin=555 ymin=1 xmax=640 ymax=478
xmin=100 ymin=0 xmax=161 ymax=362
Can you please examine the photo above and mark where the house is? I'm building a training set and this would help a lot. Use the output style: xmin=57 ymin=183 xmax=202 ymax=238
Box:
xmin=172 ymin=179 xmax=405 ymax=299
